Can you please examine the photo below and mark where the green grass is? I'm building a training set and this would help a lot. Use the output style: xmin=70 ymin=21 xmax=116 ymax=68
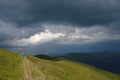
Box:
xmin=27 ymin=55 xmax=120 ymax=80
xmin=0 ymin=49 xmax=24 ymax=80
xmin=0 ymin=48 xmax=120 ymax=80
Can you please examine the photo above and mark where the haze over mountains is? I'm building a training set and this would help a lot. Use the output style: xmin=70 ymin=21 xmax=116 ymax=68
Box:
xmin=59 ymin=51 xmax=120 ymax=74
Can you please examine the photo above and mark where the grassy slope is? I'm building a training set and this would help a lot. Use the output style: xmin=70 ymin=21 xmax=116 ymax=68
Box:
xmin=0 ymin=49 xmax=120 ymax=80
xmin=0 ymin=49 xmax=24 ymax=80
xmin=27 ymin=55 xmax=120 ymax=80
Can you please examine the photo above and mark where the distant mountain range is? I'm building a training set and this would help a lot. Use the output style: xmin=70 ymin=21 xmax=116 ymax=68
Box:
xmin=59 ymin=51 xmax=120 ymax=73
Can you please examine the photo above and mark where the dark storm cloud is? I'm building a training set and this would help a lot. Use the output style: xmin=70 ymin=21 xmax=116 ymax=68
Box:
xmin=0 ymin=0 xmax=120 ymax=26
xmin=0 ymin=0 xmax=32 ymax=25
xmin=27 ymin=0 xmax=120 ymax=26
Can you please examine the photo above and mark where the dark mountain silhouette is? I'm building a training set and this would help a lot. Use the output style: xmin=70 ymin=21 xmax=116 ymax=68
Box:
xmin=35 ymin=54 xmax=54 ymax=60
xmin=60 ymin=51 xmax=120 ymax=73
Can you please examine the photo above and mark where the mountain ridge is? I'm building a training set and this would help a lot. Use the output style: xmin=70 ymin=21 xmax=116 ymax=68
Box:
xmin=60 ymin=51 xmax=120 ymax=73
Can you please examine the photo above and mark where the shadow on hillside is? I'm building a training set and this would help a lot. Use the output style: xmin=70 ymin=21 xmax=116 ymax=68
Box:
xmin=35 ymin=55 xmax=60 ymax=61
xmin=61 ymin=52 xmax=120 ymax=74
xmin=35 ymin=54 xmax=120 ymax=74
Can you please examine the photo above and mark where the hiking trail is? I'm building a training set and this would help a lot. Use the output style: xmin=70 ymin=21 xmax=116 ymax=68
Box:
xmin=23 ymin=57 xmax=46 ymax=80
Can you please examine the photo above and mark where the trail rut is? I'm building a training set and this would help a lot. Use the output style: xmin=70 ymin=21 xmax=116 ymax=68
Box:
xmin=23 ymin=57 xmax=33 ymax=80
xmin=23 ymin=57 xmax=46 ymax=80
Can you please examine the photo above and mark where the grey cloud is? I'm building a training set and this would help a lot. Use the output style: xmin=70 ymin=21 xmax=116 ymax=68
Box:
xmin=0 ymin=0 xmax=120 ymax=26
xmin=0 ymin=20 xmax=44 ymax=43
xmin=1 ymin=22 xmax=119 ymax=47
xmin=0 ymin=0 xmax=30 ymax=25
xmin=26 ymin=0 xmax=120 ymax=26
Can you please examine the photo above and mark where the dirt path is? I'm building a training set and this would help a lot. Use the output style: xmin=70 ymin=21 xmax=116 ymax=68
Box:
xmin=23 ymin=57 xmax=46 ymax=80
xmin=23 ymin=57 xmax=33 ymax=80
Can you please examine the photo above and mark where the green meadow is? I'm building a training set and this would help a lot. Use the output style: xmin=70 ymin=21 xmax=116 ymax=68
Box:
xmin=0 ymin=49 xmax=120 ymax=80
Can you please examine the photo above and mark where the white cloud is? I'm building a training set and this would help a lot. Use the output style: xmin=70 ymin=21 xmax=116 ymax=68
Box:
xmin=43 ymin=24 xmax=120 ymax=44
xmin=0 ymin=21 xmax=120 ymax=46
xmin=10 ymin=29 xmax=65 ymax=46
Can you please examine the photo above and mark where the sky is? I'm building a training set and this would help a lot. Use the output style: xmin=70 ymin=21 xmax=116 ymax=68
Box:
xmin=0 ymin=0 xmax=120 ymax=55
